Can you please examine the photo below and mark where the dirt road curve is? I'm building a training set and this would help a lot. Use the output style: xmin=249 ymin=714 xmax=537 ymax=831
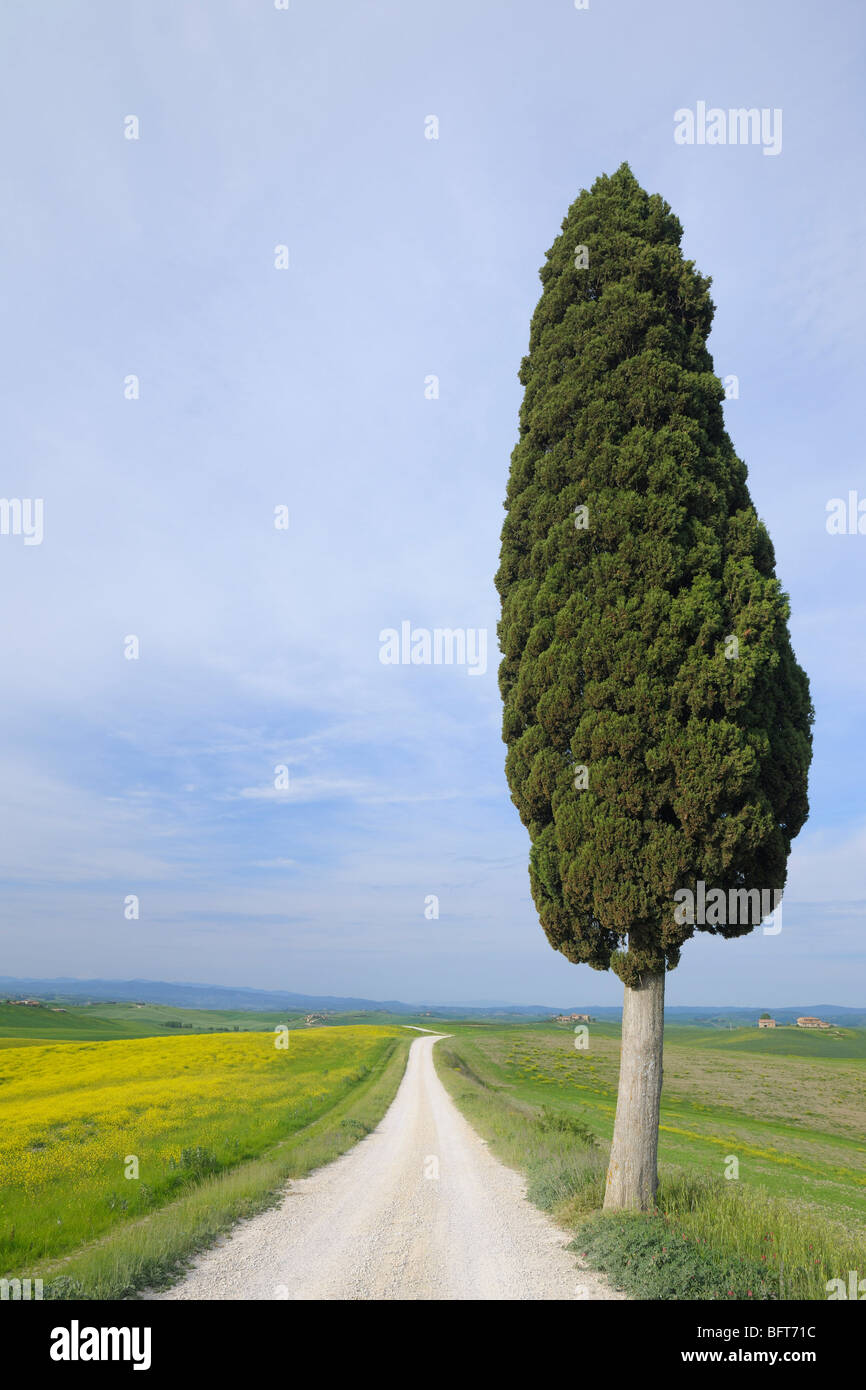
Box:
xmin=156 ymin=1034 xmax=622 ymax=1301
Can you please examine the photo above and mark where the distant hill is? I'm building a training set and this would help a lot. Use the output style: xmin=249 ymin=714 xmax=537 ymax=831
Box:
xmin=0 ymin=977 xmax=416 ymax=1015
xmin=1 ymin=978 xmax=864 ymax=1027
xmin=573 ymin=1004 xmax=866 ymax=1028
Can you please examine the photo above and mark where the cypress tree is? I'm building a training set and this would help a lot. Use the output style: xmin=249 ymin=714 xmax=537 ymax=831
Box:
xmin=496 ymin=164 xmax=813 ymax=1210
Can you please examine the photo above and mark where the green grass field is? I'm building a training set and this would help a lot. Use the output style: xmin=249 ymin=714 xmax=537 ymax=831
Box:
xmin=435 ymin=1020 xmax=866 ymax=1217
xmin=3 ymin=1000 xmax=862 ymax=1301
xmin=0 ymin=1000 xmax=309 ymax=1045
xmin=434 ymin=1020 xmax=866 ymax=1300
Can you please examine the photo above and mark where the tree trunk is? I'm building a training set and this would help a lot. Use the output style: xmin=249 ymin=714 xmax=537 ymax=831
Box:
xmin=603 ymin=969 xmax=665 ymax=1211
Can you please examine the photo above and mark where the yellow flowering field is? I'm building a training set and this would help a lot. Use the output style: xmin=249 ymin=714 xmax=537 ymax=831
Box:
xmin=0 ymin=1025 xmax=400 ymax=1268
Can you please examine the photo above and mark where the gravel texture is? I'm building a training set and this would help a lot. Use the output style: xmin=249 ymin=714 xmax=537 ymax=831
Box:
xmin=154 ymin=1033 xmax=624 ymax=1301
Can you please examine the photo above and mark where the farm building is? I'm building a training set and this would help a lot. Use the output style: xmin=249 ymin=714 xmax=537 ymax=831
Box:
xmin=757 ymin=1017 xmax=776 ymax=1028
xmin=796 ymin=1016 xmax=831 ymax=1029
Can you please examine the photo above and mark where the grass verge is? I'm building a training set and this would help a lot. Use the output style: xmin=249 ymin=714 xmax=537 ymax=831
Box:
xmin=35 ymin=1036 xmax=410 ymax=1300
xmin=434 ymin=1039 xmax=861 ymax=1301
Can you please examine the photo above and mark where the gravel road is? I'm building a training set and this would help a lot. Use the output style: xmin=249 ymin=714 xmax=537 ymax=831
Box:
xmin=154 ymin=1033 xmax=623 ymax=1301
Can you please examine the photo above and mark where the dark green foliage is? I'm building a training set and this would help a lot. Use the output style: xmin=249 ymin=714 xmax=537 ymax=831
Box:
xmin=526 ymin=1155 xmax=602 ymax=1213
xmin=44 ymin=1276 xmax=85 ymax=1300
xmin=437 ymin=1047 xmax=491 ymax=1089
xmin=176 ymin=1145 xmax=220 ymax=1179
xmin=536 ymin=1105 xmax=597 ymax=1147
xmin=496 ymin=164 xmax=813 ymax=987
xmin=572 ymin=1213 xmax=779 ymax=1300
xmin=339 ymin=1117 xmax=373 ymax=1137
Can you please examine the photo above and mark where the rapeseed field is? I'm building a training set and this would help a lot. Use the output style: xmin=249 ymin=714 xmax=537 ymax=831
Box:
xmin=0 ymin=1025 xmax=399 ymax=1267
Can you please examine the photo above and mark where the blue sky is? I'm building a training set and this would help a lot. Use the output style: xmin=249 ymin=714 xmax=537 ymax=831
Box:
xmin=1 ymin=0 xmax=864 ymax=1006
